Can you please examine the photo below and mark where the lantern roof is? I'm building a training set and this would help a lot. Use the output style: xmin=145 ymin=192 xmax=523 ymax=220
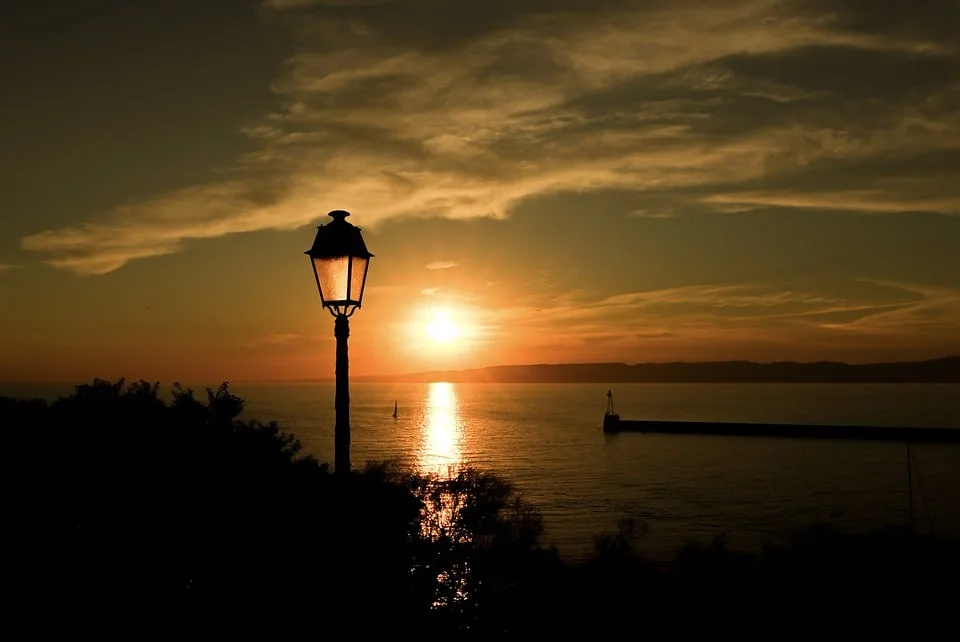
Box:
xmin=305 ymin=210 xmax=374 ymax=259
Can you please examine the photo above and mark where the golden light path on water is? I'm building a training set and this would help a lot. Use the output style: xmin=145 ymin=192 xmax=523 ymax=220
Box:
xmin=418 ymin=382 xmax=464 ymax=477
xmin=417 ymin=382 xmax=471 ymax=606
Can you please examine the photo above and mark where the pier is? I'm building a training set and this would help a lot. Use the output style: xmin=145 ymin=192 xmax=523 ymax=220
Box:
xmin=601 ymin=391 xmax=960 ymax=443
xmin=602 ymin=415 xmax=960 ymax=443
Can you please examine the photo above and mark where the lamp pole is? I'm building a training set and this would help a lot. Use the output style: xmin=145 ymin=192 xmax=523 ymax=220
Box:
xmin=334 ymin=313 xmax=351 ymax=474
xmin=305 ymin=210 xmax=373 ymax=475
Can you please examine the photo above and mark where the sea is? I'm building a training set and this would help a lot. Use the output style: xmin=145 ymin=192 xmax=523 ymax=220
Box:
xmin=5 ymin=381 xmax=960 ymax=560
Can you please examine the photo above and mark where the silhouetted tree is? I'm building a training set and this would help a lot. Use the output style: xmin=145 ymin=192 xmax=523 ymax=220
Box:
xmin=2 ymin=380 xmax=423 ymax=632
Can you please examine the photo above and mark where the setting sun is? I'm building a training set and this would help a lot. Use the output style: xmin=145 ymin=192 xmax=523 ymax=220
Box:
xmin=398 ymin=304 xmax=482 ymax=365
xmin=426 ymin=311 xmax=461 ymax=344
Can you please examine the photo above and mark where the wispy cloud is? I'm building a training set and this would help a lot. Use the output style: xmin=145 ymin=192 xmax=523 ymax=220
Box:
xmin=705 ymin=190 xmax=960 ymax=215
xmin=19 ymin=0 xmax=960 ymax=274
xmin=0 ymin=264 xmax=22 ymax=272
xmin=265 ymin=0 xmax=389 ymax=7
xmin=425 ymin=261 xmax=458 ymax=270
xmin=244 ymin=332 xmax=302 ymax=348
xmin=466 ymin=279 xmax=959 ymax=361
xmin=817 ymin=282 xmax=960 ymax=335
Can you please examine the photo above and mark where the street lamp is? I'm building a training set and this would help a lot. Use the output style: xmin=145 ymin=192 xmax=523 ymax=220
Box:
xmin=306 ymin=210 xmax=373 ymax=474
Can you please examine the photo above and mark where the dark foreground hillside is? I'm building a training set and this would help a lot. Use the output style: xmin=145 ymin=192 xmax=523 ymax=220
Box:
xmin=3 ymin=380 xmax=958 ymax=637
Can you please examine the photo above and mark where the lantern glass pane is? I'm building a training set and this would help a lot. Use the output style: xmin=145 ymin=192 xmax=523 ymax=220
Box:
xmin=314 ymin=256 xmax=349 ymax=303
xmin=349 ymin=257 xmax=368 ymax=303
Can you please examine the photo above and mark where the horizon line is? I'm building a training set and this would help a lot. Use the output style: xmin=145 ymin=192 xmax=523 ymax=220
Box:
xmin=4 ymin=355 xmax=956 ymax=386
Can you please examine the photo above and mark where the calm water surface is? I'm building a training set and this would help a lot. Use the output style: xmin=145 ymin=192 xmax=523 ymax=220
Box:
xmin=241 ymin=382 xmax=960 ymax=559
xmin=7 ymin=381 xmax=960 ymax=559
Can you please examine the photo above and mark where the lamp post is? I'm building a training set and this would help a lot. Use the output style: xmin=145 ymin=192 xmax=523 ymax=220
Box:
xmin=306 ymin=210 xmax=373 ymax=474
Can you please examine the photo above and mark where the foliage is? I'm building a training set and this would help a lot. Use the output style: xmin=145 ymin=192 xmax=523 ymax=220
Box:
xmin=4 ymin=380 xmax=960 ymax=636
xmin=2 ymin=380 xmax=419 ymax=631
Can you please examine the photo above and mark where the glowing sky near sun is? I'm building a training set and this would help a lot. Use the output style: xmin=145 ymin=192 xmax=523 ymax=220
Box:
xmin=1 ymin=1 xmax=960 ymax=382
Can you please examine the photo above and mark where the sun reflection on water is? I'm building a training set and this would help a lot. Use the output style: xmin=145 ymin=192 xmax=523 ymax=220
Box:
xmin=419 ymin=382 xmax=463 ymax=477
xmin=416 ymin=383 xmax=471 ymax=608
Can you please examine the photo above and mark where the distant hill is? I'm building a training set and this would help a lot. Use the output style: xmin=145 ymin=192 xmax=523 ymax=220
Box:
xmin=362 ymin=357 xmax=960 ymax=384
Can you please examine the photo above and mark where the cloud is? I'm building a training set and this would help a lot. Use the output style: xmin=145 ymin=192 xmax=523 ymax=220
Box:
xmin=628 ymin=209 xmax=677 ymax=218
xmin=489 ymin=281 xmax=931 ymax=336
xmin=471 ymin=279 xmax=960 ymax=361
xmin=19 ymin=0 xmax=960 ymax=274
xmin=816 ymin=281 xmax=960 ymax=335
xmin=0 ymin=264 xmax=22 ymax=272
xmin=244 ymin=332 xmax=302 ymax=348
xmin=425 ymin=261 xmax=457 ymax=270
xmin=265 ymin=0 xmax=391 ymax=8
xmin=704 ymin=189 xmax=960 ymax=215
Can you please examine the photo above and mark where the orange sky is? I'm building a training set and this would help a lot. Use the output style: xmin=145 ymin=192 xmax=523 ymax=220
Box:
xmin=2 ymin=1 xmax=960 ymax=383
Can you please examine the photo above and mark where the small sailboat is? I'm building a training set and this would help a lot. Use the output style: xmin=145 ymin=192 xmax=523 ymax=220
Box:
xmin=392 ymin=400 xmax=398 ymax=419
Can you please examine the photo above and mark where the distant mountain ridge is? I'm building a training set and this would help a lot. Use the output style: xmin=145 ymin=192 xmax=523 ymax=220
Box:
xmin=362 ymin=356 xmax=960 ymax=384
